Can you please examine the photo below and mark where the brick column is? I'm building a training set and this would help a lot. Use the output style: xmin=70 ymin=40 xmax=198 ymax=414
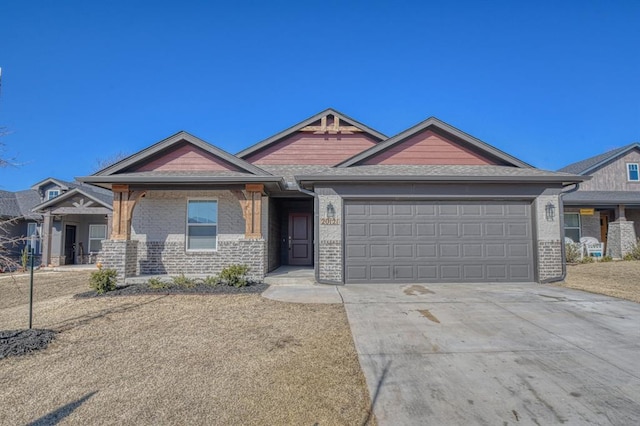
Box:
xmin=606 ymin=220 xmax=637 ymax=258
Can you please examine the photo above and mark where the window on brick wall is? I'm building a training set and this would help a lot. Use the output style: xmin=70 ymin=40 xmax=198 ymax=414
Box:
xmin=187 ymin=200 xmax=218 ymax=250
xmin=89 ymin=224 xmax=107 ymax=252
xmin=564 ymin=213 xmax=581 ymax=242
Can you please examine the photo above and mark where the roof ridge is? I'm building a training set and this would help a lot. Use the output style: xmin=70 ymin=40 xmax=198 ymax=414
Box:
xmin=558 ymin=142 xmax=640 ymax=174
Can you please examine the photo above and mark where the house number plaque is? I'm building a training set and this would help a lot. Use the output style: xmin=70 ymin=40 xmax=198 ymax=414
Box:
xmin=320 ymin=218 xmax=341 ymax=225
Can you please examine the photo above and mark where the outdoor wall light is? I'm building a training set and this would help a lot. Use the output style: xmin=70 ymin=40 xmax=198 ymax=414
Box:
xmin=545 ymin=202 xmax=556 ymax=221
xmin=326 ymin=202 xmax=336 ymax=219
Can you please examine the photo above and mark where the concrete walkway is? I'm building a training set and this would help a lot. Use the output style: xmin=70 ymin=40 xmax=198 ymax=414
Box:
xmin=339 ymin=283 xmax=640 ymax=425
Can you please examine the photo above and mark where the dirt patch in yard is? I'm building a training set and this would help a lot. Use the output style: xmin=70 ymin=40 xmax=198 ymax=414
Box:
xmin=0 ymin=329 xmax=56 ymax=359
xmin=556 ymin=260 xmax=640 ymax=303
xmin=0 ymin=272 xmax=374 ymax=425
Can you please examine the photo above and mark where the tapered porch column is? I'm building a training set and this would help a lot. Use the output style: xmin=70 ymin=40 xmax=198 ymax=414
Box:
xmin=40 ymin=211 xmax=53 ymax=267
xmin=111 ymin=184 xmax=146 ymax=240
xmin=236 ymin=184 xmax=264 ymax=239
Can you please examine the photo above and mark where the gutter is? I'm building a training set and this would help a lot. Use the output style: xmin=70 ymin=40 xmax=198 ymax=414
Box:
xmin=296 ymin=174 xmax=586 ymax=185
xmin=294 ymin=186 xmax=322 ymax=284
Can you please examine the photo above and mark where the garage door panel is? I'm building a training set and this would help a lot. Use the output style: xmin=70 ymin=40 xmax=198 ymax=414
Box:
xmin=344 ymin=200 xmax=534 ymax=283
xmin=370 ymin=223 xmax=390 ymax=236
xmin=417 ymin=244 xmax=437 ymax=258
xmin=371 ymin=265 xmax=391 ymax=280
xmin=346 ymin=223 xmax=367 ymax=237
xmin=487 ymin=265 xmax=508 ymax=279
xmin=394 ymin=244 xmax=413 ymax=258
xmin=370 ymin=244 xmax=390 ymax=258
xmin=393 ymin=223 xmax=413 ymax=237
xmin=417 ymin=223 xmax=436 ymax=236
xmin=417 ymin=265 xmax=438 ymax=279
xmin=439 ymin=223 xmax=459 ymax=237
xmin=463 ymin=265 xmax=484 ymax=280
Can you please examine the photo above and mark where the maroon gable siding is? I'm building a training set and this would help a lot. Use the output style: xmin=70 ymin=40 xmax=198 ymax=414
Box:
xmin=131 ymin=143 xmax=241 ymax=172
xmin=362 ymin=129 xmax=499 ymax=166
xmin=244 ymin=132 xmax=379 ymax=165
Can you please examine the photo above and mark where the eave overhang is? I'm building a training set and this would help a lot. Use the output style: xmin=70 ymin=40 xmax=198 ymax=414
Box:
xmin=77 ymin=175 xmax=286 ymax=191
xmin=296 ymin=174 xmax=587 ymax=187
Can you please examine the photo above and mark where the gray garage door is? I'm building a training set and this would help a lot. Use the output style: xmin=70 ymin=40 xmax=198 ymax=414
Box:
xmin=344 ymin=200 xmax=534 ymax=283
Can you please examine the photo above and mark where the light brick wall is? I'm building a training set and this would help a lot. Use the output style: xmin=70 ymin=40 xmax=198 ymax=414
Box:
xmin=534 ymin=193 xmax=564 ymax=281
xmin=317 ymin=189 xmax=343 ymax=283
xmin=99 ymin=190 xmax=266 ymax=282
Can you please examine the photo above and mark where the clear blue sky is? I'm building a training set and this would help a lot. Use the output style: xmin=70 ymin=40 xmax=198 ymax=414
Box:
xmin=1 ymin=1 xmax=638 ymax=191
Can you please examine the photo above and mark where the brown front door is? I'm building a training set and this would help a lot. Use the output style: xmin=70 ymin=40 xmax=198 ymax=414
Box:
xmin=601 ymin=213 xmax=609 ymax=245
xmin=288 ymin=212 xmax=312 ymax=265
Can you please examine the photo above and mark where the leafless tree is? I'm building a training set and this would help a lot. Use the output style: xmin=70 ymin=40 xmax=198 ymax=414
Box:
xmin=92 ymin=151 xmax=130 ymax=173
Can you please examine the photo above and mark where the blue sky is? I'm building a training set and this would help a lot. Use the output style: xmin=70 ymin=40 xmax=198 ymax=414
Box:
xmin=1 ymin=0 xmax=638 ymax=191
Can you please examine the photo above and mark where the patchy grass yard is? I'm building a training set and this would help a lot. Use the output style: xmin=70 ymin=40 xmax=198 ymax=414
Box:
xmin=0 ymin=272 xmax=374 ymax=425
xmin=557 ymin=260 xmax=640 ymax=303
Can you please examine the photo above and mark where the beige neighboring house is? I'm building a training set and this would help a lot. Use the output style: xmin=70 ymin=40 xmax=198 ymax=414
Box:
xmin=559 ymin=143 xmax=640 ymax=258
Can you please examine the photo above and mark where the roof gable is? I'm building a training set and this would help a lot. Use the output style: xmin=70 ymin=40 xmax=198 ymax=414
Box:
xmin=558 ymin=143 xmax=640 ymax=175
xmin=33 ymin=188 xmax=112 ymax=212
xmin=338 ymin=117 xmax=531 ymax=168
xmin=237 ymin=108 xmax=387 ymax=165
xmin=94 ymin=131 xmax=269 ymax=177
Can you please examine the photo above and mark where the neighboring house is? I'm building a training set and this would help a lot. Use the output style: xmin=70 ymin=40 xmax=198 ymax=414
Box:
xmin=559 ymin=143 xmax=640 ymax=258
xmin=80 ymin=109 xmax=583 ymax=284
xmin=0 ymin=178 xmax=112 ymax=267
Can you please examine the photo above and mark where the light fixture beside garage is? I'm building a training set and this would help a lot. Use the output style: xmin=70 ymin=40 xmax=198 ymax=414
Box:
xmin=326 ymin=202 xmax=336 ymax=219
xmin=545 ymin=202 xmax=556 ymax=221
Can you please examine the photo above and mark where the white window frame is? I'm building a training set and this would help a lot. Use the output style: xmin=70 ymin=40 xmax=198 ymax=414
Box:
xmin=26 ymin=222 xmax=41 ymax=254
xmin=46 ymin=189 xmax=60 ymax=200
xmin=627 ymin=163 xmax=639 ymax=182
xmin=88 ymin=224 xmax=107 ymax=253
xmin=563 ymin=213 xmax=581 ymax=242
xmin=186 ymin=198 xmax=218 ymax=251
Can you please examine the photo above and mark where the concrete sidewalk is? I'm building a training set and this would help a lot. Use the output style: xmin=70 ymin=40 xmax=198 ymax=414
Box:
xmin=340 ymin=283 xmax=640 ymax=425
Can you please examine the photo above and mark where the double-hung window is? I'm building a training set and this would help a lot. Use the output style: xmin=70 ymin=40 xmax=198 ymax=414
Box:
xmin=563 ymin=213 xmax=581 ymax=242
xmin=89 ymin=224 xmax=107 ymax=252
xmin=26 ymin=222 xmax=41 ymax=254
xmin=187 ymin=200 xmax=218 ymax=250
xmin=628 ymin=163 xmax=639 ymax=181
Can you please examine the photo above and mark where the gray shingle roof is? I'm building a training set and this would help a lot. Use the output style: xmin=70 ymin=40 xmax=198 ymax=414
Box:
xmin=298 ymin=164 xmax=578 ymax=178
xmin=562 ymin=191 xmax=640 ymax=205
xmin=558 ymin=143 xmax=640 ymax=175
xmin=0 ymin=190 xmax=21 ymax=217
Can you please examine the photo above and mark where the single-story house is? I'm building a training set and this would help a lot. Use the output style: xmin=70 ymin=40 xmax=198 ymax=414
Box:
xmin=80 ymin=109 xmax=584 ymax=284
xmin=0 ymin=178 xmax=112 ymax=268
xmin=559 ymin=142 xmax=640 ymax=258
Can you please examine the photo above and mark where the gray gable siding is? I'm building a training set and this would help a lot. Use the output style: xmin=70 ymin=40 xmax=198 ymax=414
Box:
xmin=578 ymin=150 xmax=640 ymax=191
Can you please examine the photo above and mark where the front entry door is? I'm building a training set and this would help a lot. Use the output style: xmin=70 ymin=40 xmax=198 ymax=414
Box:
xmin=288 ymin=213 xmax=312 ymax=265
xmin=600 ymin=213 xmax=609 ymax=246
xmin=64 ymin=225 xmax=77 ymax=265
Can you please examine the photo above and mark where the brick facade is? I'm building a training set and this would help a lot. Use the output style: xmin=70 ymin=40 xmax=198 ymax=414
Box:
xmin=98 ymin=190 xmax=266 ymax=283
xmin=537 ymin=240 xmax=563 ymax=281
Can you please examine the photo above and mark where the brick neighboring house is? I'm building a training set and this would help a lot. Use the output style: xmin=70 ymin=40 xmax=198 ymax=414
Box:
xmin=559 ymin=143 xmax=640 ymax=258
xmin=79 ymin=109 xmax=583 ymax=284
xmin=0 ymin=178 xmax=112 ymax=268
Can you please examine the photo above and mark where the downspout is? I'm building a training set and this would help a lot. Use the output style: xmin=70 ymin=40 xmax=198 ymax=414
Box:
xmin=544 ymin=182 xmax=580 ymax=283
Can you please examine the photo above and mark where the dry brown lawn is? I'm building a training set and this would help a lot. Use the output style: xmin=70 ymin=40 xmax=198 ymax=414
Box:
xmin=0 ymin=272 xmax=374 ymax=425
xmin=557 ymin=260 xmax=640 ymax=303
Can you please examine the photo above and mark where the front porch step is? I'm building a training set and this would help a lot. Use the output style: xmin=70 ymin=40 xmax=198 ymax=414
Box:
xmin=264 ymin=266 xmax=317 ymax=286
xmin=263 ymin=275 xmax=318 ymax=286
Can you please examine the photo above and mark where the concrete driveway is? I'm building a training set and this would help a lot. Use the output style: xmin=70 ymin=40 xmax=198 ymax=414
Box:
xmin=338 ymin=283 xmax=640 ymax=425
